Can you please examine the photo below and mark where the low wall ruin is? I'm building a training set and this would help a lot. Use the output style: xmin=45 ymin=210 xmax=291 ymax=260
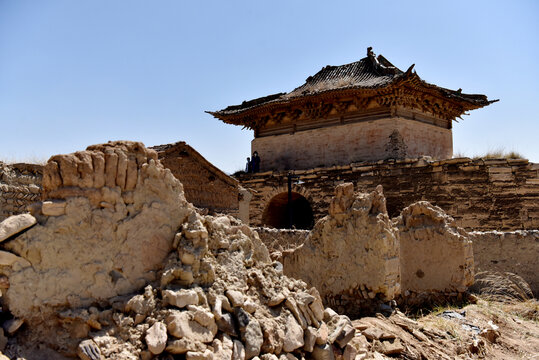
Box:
xmin=0 ymin=162 xmax=42 ymax=222
xmin=469 ymin=230 xmax=539 ymax=297
xmin=237 ymin=157 xmax=539 ymax=231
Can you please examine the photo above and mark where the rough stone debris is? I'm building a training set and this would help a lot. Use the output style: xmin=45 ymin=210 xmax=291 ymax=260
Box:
xmin=0 ymin=141 xmax=357 ymax=359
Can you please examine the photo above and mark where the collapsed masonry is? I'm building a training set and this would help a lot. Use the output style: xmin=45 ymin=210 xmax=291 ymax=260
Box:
xmin=0 ymin=141 xmax=359 ymax=359
xmin=281 ymin=183 xmax=474 ymax=317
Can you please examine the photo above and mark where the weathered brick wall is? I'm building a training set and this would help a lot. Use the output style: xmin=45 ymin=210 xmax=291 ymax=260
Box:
xmin=152 ymin=142 xmax=239 ymax=215
xmin=469 ymin=230 xmax=539 ymax=297
xmin=237 ymin=157 xmax=539 ymax=231
xmin=0 ymin=162 xmax=42 ymax=221
xmin=252 ymin=117 xmax=452 ymax=171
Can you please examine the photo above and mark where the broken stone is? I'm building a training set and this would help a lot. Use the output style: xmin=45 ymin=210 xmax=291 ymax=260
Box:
xmin=77 ymin=339 xmax=101 ymax=360
xmin=282 ymin=313 xmax=304 ymax=352
xmin=42 ymin=200 xmax=67 ymax=216
xmin=0 ymin=214 xmax=36 ymax=242
xmin=260 ymin=317 xmax=284 ymax=354
xmin=375 ymin=339 xmax=405 ymax=355
xmin=186 ymin=349 xmax=213 ymax=360
xmin=233 ymin=339 xmax=246 ymax=360
xmin=163 ymin=289 xmax=199 ymax=308
xmin=240 ymin=315 xmax=263 ymax=359
xmin=316 ymin=322 xmax=329 ymax=345
xmin=216 ymin=313 xmax=238 ymax=337
xmin=304 ymin=326 xmax=317 ymax=352
xmin=342 ymin=344 xmax=357 ymax=360
xmin=243 ymin=298 xmax=257 ymax=313
xmin=335 ymin=323 xmax=355 ymax=348
xmin=362 ymin=327 xmax=384 ymax=341
xmin=166 ymin=338 xmax=207 ymax=354
xmin=226 ymin=289 xmax=245 ymax=307
xmin=145 ymin=321 xmax=167 ymax=355
xmin=166 ymin=311 xmax=217 ymax=343
xmin=187 ymin=305 xmax=216 ymax=329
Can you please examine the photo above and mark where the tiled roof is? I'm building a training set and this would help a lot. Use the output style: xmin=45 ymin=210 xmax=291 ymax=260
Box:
xmin=208 ymin=48 xmax=496 ymax=118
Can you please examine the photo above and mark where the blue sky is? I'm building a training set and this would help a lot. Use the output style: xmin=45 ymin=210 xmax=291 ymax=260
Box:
xmin=1 ymin=0 xmax=538 ymax=173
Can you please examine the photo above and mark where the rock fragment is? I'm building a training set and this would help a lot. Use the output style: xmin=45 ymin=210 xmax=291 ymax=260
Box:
xmin=163 ymin=289 xmax=199 ymax=308
xmin=145 ymin=321 xmax=167 ymax=354
xmin=0 ymin=214 xmax=36 ymax=242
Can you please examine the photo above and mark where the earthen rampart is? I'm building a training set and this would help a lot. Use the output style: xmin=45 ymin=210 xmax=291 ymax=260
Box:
xmin=237 ymin=157 xmax=539 ymax=231
xmin=0 ymin=162 xmax=42 ymax=222
xmin=469 ymin=230 xmax=539 ymax=297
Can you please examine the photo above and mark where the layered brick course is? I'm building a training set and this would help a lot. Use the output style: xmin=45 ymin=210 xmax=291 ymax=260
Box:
xmin=237 ymin=157 xmax=539 ymax=231
xmin=0 ymin=162 xmax=42 ymax=221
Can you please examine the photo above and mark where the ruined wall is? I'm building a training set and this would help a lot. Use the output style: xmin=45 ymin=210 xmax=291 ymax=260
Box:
xmin=469 ymin=230 xmax=539 ymax=297
xmin=282 ymin=184 xmax=401 ymax=317
xmin=152 ymin=142 xmax=239 ymax=215
xmin=252 ymin=118 xmax=452 ymax=171
xmin=2 ymin=141 xmax=192 ymax=319
xmin=237 ymin=157 xmax=539 ymax=231
xmin=0 ymin=162 xmax=42 ymax=221
xmin=395 ymin=202 xmax=474 ymax=295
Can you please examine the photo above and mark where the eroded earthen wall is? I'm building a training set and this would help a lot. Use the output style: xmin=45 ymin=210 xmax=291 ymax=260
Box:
xmin=238 ymin=157 xmax=539 ymax=231
xmin=252 ymin=118 xmax=452 ymax=171
xmin=0 ymin=163 xmax=42 ymax=221
xmin=469 ymin=230 xmax=539 ymax=297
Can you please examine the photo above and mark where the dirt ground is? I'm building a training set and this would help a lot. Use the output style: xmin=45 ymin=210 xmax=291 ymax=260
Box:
xmin=351 ymin=297 xmax=539 ymax=359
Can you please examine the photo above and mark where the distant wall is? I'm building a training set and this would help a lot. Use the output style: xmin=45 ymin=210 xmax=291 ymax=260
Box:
xmin=0 ymin=162 xmax=42 ymax=221
xmin=252 ymin=118 xmax=452 ymax=171
xmin=237 ymin=157 xmax=539 ymax=231
xmin=153 ymin=143 xmax=239 ymax=215
xmin=470 ymin=230 xmax=539 ymax=297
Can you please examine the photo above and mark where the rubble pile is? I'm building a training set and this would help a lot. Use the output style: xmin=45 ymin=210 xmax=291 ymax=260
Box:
xmin=0 ymin=142 xmax=357 ymax=359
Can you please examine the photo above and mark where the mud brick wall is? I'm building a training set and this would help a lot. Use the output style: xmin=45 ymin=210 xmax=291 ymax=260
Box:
xmin=252 ymin=117 xmax=452 ymax=171
xmin=237 ymin=157 xmax=539 ymax=231
xmin=469 ymin=230 xmax=539 ymax=297
xmin=152 ymin=142 xmax=239 ymax=215
xmin=0 ymin=162 xmax=42 ymax=221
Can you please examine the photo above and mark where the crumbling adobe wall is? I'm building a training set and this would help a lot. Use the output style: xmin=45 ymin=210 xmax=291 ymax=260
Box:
xmin=469 ymin=230 xmax=539 ymax=297
xmin=0 ymin=162 xmax=42 ymax=221
xmin=2 ymin=141 xmax=192 ymax=320
xmin=152 ymin=142 xmax=240 ymax=216
xmin=238 ymin=157 xmax=539 ymax=231
xmin=395 ymin=201 xmax=474 ymax=297
xmin=0 ymin=141 xmax=359 ymax=360
xmin=282 ymin=184 xmax=401 ymax=317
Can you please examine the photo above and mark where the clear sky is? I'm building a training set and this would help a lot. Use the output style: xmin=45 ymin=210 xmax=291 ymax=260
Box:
xmin=1 ymin=0 xmax=538 ymax=173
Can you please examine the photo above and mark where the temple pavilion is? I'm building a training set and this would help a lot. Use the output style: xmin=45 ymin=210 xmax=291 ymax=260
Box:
xmin=208 ymin=48 xmax=496 ymax=171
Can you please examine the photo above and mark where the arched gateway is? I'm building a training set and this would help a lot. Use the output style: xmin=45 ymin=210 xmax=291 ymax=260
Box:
xmin=261 ymin=192 xmax=314 ymax=230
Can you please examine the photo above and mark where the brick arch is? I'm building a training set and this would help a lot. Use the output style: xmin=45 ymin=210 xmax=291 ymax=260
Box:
xmin=260 ymin=186 xmax=314 ymax=230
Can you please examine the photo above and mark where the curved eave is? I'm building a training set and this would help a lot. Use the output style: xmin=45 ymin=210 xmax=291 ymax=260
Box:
xmin=208 ymin=69 xmax=496 ymax=127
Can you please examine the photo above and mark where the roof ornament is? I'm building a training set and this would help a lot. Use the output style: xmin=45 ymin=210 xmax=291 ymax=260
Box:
xmin=367 ymin=46 xmax=380 ymax=70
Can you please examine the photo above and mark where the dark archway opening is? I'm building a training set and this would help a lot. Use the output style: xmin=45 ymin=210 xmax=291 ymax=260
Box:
xmin=261 ymin=192 xmax=314 ymax=230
